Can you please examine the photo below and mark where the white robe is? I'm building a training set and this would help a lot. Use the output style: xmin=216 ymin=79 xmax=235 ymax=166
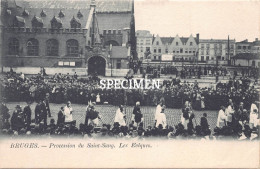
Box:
xmin=217 ymin=109 xmax=227 ymax=127
xmin=155 ymin=104 xmax=162 ymax=121
xmin=249 ymin=103 xmax=259 ymax=128
xmin=225 ymin=105 xmax=235 ymax=122
xmin=64 ymin=106 xmax=73 ymax=122
xmin=156 ymin=113 xmax=167 ymax=129
xmin=114 ymin=108 xmax=126 ymax=126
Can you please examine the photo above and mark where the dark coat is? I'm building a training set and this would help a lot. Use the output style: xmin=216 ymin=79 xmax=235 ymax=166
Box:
xmin=23 ymin=105 xmax=32 ymax=126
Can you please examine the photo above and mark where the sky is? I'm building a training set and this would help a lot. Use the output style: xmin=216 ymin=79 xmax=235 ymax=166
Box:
xmin=135 ymin=0 xmax=260 ymax=41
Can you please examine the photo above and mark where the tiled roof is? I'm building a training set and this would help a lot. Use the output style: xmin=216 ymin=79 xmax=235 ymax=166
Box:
xmin=180 ymin=37 xmax=189 ymax=44
xmin=111 ymin=46 xmax=128 ymax=58
xmin=160 ymin=37 xmax=174 ymax=44
xmin=5 ymin=7 xmax=91 ymax=28
xmin=24 ymin=0 xmax=132 ymax=13
xmin=97 ymin=13 xmax=131 ymax=31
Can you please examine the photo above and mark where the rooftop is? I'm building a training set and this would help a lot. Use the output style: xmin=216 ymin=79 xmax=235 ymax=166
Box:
xmin=4 ymin=8 xmax=91 ymax=28
xmin=18 ymin=0 xmax=132 ymax=13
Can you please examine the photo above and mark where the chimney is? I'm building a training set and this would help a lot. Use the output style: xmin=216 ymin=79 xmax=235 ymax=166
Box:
xmin=196 ymin=33 xmax=199 ymax=43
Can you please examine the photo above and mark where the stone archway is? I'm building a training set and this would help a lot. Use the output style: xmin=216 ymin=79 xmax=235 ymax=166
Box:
xmin=88 ymin=56 xmax=106 ymax=76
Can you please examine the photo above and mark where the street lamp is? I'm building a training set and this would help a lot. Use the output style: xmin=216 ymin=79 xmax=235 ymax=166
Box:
xmin=216 ymin=55 xmax=221 ymax=83
xmin=110 ymin=61 xmax=113 ymax=77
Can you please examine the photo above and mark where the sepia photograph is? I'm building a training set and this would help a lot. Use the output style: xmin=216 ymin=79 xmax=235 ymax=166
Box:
xmin=0 ymin=0 xmax=259 ymax=168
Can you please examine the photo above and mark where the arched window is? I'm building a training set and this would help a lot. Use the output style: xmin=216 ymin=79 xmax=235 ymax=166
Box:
xmin=46 ymin=39 xmax=59 ymax=56
xmin=8 ymin=38 xmax=19 ymax=55
xmin=66 ymin=39 xmax=79 ymax=57
xmin=27 ymin=38 xmax=39 ymax=56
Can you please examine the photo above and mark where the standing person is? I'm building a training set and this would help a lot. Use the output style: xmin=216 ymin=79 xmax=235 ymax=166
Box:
xmin=133 ymin=107 xmax=143 ymax=128
xmin=114 ymin=105 xmax=126 ymax=126
xmin=181 ymin=101 xmax=190 ymax=130
xmin=86 ymin=104 xmax=101 ymax=127
xmin=11 ymin=105 xmax=25 ymax=132
xmin=217 ymin=106 xmax=227 ymax=128
xmin=57 ymin=107 xmax=65 ymax=126
xmin=201 ymin=96 xmax=205 ymax=110
xmin=45 ymin=93 xmax=51 ymax=117
xmin=155 ymin=105 xmax=167 ymax=129
xmin=132 ymin=101 xmax=140 ymax=122
xmin=225 ymin=99 xmax=235 ymax=123
xmin=73 ymin=72 xmax=78 ymax=79
xmin=23 ymin=100 xmax=32 ymax=130
xmin=41 ymin=100 xmax=48 ymax=127
xmin=96 ymin=93 xmax=101 ymax=105
xmin=249 ymin=101 xmax=259 ymax=129
xmin=34 ymin=100 xmax=42 ymax=124
xmin=200 ymin=113 xmax=210 ymax=136
xmin=0 ymin=99 xmax=10 ymax=129
xmin=154 ymin=99 xmax=163 ymax=125
xmin=64 ymin=101 xmax=73 ymax=124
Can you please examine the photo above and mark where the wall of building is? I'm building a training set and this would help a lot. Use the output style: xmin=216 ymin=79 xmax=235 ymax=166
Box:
xmin=151 ymin=35 xmax=198 ymax=61
xmin=234 ymin=59 xmax=260 ymax=67
xmin=105 ymin=68 xmax=129 ymax=77
xmin=236 ymin=39 xmax=260 ymax=54
xmin=2 ymin=29 xmax=87 ymax=67
xmin=198 ymin=40 xmax=235 ymax=63
xmin=2 ymin=66 xmax=87 ymax=75
xmin=136 ymin=30 xmax=153 ymax=59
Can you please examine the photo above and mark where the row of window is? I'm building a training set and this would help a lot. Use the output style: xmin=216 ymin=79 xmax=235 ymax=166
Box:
xmin=201 ymin=43 xmax=234 ymax=49
xmin=200 ymin=50 xmax=234 ymax=55
xmin=200 ymin=56 xmax=226 ymax=61
xmin=155 ymin=41 xmax=193 ymax=46
xmin=137 ymin=43 xmax=151 ymax=45
xmin=152 ymin=56 xmax=197 ymax=61
xmin=8 ymin=38 xmax=79 ymax=57
xmin=153 ymin=48 xmax=196 ymax=54
xmin=103 ymin=30 xmax=122 ymax=35
xmin=237 ymin=45 xmax=251 ymax=50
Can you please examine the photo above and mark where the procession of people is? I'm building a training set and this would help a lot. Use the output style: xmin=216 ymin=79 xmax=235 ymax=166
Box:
xmin=0 ymin=69 xmax=259 ymax=140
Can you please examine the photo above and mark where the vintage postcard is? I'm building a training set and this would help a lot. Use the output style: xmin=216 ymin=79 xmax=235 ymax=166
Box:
xmin=0 ymin=0 xmax=259 ymax=168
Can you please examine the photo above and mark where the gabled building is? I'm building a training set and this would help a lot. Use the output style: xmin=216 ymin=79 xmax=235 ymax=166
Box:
xmin=150 ymin=34 xmax=199 ymax=62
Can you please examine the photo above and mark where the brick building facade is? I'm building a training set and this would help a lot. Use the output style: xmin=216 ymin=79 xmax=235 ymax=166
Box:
xmin=0 ymin=0 xmax=136 ymax=76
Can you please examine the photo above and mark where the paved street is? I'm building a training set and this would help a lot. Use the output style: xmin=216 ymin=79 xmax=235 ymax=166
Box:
xmin=6 ymin=102 xmax=218 ymax=131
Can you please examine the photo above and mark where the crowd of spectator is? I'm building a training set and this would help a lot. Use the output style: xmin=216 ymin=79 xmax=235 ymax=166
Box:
xmin=0 ymin=69 xmax=259 ymax=140
xmin=0 ymin=70 xmax=258 ymax=110
xmin=141 ymin=64 xmax=259 ymax=79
